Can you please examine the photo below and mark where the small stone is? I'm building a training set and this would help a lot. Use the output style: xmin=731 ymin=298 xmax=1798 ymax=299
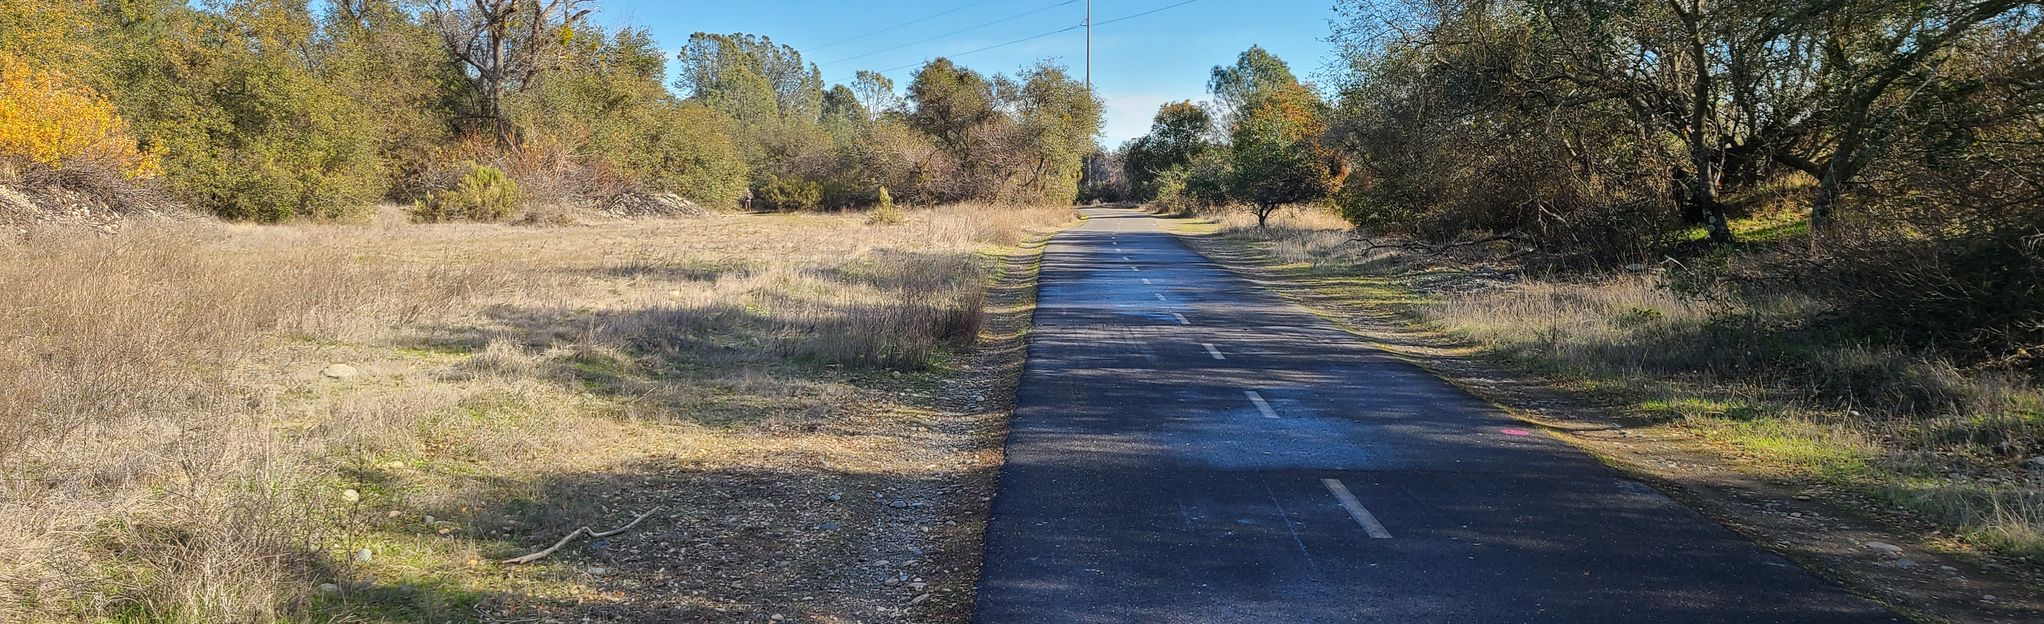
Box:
xmin=353 ymin=548 xmax=373 ymax=562
xmin=909 ymin=593 xmax=931 ymax=605
xmin=883 ymin=577 xmax=900 ymax=586
xmin=386 ymin=510 xmax=402 ymax=518
xmin=818 ymin=522 xmax=842 ymax=531
xmin=1864 ymin=541 xmax=1902 ymax=556
xmin=321 ymin=364 xmax=359 ymax=379
xmin=340 ymin=489 xmax=361 ymax=504
xmin=1981 ymin=594 xmax=1998 ymax=602
xmin=827 ymin=493 xmax=842 ymax=502
xmin=1895 ymin=558 xmax=1918 ymax=569
xmin=2024 ymin=456 xmax=2044 ymax=471
xmin=909 ymin=582 xmax=927 ymax=591
xmin=587 ymin=567 xmax=608 ymax=576
xmin=422 ymin=515 xmax=435 ymax=525
xmin=317 ymin=583 xmax=342 ymax=594
xmin=770 ymin=616 xmax=784 ymax=622
xmin=889 ymin=500 xmax=909 ymax=509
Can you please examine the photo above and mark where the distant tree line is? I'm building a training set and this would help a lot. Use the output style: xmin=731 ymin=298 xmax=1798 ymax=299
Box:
xmin=0 ymin=0 xmax=1103 ymax=221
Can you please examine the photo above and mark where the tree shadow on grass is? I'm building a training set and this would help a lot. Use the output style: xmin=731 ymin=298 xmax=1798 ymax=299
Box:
xmin=312 ymin=455 xmax=992 ymax=623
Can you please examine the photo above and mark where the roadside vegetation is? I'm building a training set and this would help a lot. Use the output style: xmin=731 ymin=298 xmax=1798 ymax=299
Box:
xmin=0 ymin=0 xmax=1102 ymax=225
xmin=0 ymin=203 xmax=1073 ymax=621
xmin=1094 ymin=1 xmax=2043 ymax=564
xmin=1192 ymin=207 xmax=2044 ymax=563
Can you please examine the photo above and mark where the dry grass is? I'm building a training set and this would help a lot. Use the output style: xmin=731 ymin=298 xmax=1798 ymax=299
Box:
xmin=0 ymin=202 xmax=1073 ymax=622
xmin=1192 ymin=205 xmax=2044 ymax=561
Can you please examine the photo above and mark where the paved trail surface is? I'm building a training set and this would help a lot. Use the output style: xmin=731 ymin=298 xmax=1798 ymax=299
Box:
xmin=973 ymin=207 xmax=1902 ymax=623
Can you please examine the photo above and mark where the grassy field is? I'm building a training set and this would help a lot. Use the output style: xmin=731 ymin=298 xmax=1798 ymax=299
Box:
xmin=1173 ymin=206 xmax=2044 ymax=565
xmin=0 ymin=204 xmax=1073 ymax=622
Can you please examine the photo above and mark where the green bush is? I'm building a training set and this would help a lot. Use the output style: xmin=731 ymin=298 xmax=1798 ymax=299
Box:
xmin=756 ymin=174 xmax=822 ymax=212
xmin=867 ymin=186 xmax=904 ymax=224
xmin=412 ymin=163 xmax=520 ymax=222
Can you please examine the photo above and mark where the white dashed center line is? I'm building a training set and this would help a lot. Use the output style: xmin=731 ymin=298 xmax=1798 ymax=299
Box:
xmin=1140 ymin=278 xmax=1152 ymax=285
xmin=1171 ymin=312 xmax=1190 ymax=325
xmin=1203 ymin=343 xmax=1225 ymax=360
xmin=1321 ymin=478 xmax=1394 ymax=539
xmin=1154 ymin=293 xmax=1166 ymax=301
xmin=1122 ymin=256 xmax=1132 ymax=262
xmin=1244 ymin=390 xmax=1279 ymax=419
xmin=1130 ymin=266 xmax=1141 ymax=272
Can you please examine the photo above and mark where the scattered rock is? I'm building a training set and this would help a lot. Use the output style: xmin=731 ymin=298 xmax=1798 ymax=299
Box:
xmin=340 ymin=489 xmax=361 ymax=504
xmin=889 ymin=500 xmax=909 ymax=509
xmin=353 ymin=548 xmax=373 ymax=563
xmin=1894 ymin=558 xmax=1919 ymax=569
xmin=1982 ymin=594 xmax=1998 ymax=602
xmin=1864 ymin=541 xmax=1902 ymax=556
xmin=317 ymin=583 xmax=342 ymax=594
xmin=422 ymin=515 xmax=435 ymax=525
xmin=588 ymin=567 xmax=609 ymax=576
xmin=909 ymin=593 xmax=931 ymax=605
xmin=826 ymin=493 xmax=841 ymax=502
xmin=2024 ymin=456 xmax=2044 ymax=471
xmin=321 ymin=364 xmax=359 ymax=379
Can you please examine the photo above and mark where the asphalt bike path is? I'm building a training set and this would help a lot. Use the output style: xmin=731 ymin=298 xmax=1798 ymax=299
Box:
xmin=972 ymin=207 xmax=1902 ymax=623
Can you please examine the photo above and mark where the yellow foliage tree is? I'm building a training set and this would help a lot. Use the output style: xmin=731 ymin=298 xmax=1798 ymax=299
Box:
xmin=0 ymin=52 xmax=160 ymax=178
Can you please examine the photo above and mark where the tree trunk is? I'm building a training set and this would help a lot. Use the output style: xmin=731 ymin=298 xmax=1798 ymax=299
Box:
xmin=1257 ymin=204 xmax=1274 ymax=229
xmin=1810 ymin=168 xmax=1840 ymax=229
xmin=1679 ymin=0 xmax=1734 ymax=245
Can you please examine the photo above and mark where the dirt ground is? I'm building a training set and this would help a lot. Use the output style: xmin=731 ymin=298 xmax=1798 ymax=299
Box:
xmin=481 ymin=236 xmax=1053 ymax=624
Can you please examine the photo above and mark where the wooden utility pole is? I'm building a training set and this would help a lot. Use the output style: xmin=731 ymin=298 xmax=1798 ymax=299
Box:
xmin=1084 ymin=0 xmax=1091 ymax=90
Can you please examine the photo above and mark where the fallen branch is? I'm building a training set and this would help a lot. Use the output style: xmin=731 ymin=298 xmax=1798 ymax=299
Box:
xmin=500 ymin=507 xmax=662 ymax=564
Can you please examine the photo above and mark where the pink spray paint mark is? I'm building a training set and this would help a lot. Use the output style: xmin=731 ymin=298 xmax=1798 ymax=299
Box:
xmin=1500 ymin=428 xmax=1532 ymax=436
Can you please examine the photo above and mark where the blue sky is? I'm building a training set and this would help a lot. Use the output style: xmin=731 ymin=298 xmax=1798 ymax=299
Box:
xmin=592 ymin=1 xmax=1342 ymax=146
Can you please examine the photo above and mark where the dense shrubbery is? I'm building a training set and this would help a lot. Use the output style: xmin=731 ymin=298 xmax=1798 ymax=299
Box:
xmin=0 ymin=1 xmax=1102 ymax=223
xmin=1315 ymin=0 xmax=2043 ymax=365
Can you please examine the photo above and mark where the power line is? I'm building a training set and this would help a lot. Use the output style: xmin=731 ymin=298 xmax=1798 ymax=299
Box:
xmin=858 ymin=0 xmax=1203 ymax=77
xmin=821 ymin=0 xmax=1079 ymax=67
xmin=870 ymin=24 xmax=1084 ymax=75
xmin=806 ymin=0 xmax=1004 ymax=52
xmin=1093 ymin=0 xmax=1201 ymax=27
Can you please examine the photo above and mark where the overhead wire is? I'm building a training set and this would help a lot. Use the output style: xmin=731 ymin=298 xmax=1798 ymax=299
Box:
xmin=1092 ymin=0 xmax=1201 ymax=27
xmin=805 ymin=0 xmax=1004 ymax=52
xmin=820 ymin=0 xmax=1079 ymax=67
xmin=845 ymin=0 xmax=1205 ymax=77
